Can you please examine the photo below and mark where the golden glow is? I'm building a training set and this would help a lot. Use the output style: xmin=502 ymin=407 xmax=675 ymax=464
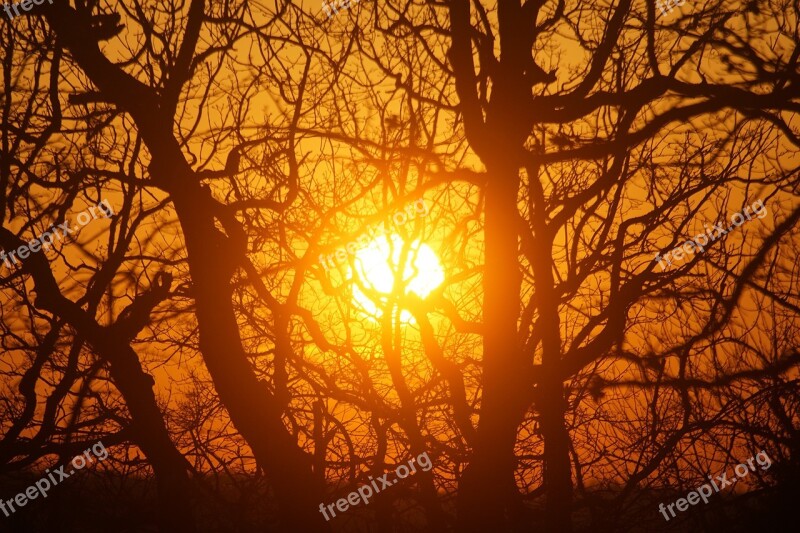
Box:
xmin=350 ymin=234 xmax=444 ymax=322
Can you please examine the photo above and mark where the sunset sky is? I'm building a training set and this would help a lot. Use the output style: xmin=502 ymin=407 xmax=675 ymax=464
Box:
xmin=1 ymin=1 xmax=799 ymax=532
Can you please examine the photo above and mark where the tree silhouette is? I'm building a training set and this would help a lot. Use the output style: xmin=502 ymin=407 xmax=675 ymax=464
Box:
xmin=1 ymin=1 xmax=799 ymax=532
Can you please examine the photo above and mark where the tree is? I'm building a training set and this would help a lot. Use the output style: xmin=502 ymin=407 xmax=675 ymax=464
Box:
xmin=2 ymin=0 xmax=800 ymax=531
xmin=0 ymin=20 xmax=195 ymax=527
xmin=335 ymin=0 xmax=800 ymax=530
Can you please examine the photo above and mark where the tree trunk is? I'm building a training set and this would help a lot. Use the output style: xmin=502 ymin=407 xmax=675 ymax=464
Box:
xmin=537 ymin=368 xmax=573 ymax=531
xmin=101 ymin=344 xmax=198 ymax=532
xmin=169 ymin=189 xmax=329 ymax=532
xmin=527 ymin=182 xmax=574 ymax=531
xmin=0 ymin=227 xmax=198 ymax=532
xmin=39 ymin=4 xmax=331 ymax=527
xmin=457 ymin=166 xmax=529 ymax=532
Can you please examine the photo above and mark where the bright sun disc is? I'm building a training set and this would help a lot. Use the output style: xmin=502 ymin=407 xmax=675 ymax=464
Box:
xmin=350 ymin=234 xmax=444 ymax=322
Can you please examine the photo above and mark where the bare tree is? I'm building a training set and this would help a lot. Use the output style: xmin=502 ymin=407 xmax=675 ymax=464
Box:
xmin=2 ymin=0 xmax=800 ymax=531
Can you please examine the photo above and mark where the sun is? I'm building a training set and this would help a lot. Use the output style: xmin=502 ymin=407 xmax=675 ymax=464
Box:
xmin=349 ymin=234 xmax=444 ymax=322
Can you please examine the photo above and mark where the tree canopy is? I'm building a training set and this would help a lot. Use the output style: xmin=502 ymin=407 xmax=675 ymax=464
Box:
xmin=1 ymin=1 xmax=799 ymax=531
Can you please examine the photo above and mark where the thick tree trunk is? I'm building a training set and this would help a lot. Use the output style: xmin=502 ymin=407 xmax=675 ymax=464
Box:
xmin=169 ymin=190 xmax=329 ymax=532
xmin=457 ymin=167 xmax=529 ymax=532
xmin=448 ymin=0 xmax=542 ymax=524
